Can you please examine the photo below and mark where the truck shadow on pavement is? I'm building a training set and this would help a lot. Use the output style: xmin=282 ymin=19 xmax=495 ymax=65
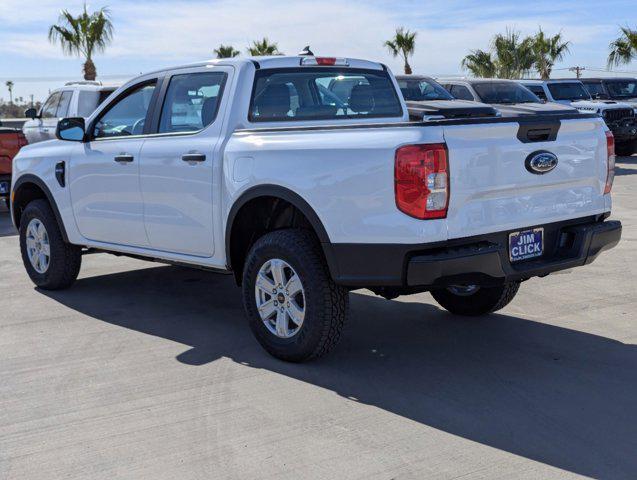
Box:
xmin=616 ymin=155 xmax=637 ymax=176
xmin=40 ymin=264 xmax=637 ymax=480
xmin=0 ymin=208 xmax=17 ymax=237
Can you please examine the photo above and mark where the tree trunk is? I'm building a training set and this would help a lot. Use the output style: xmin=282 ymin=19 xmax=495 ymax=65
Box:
xmin=83 ymin=58 xmax=97 ymax=81
xmin=404 ymin=60 xmax=412 ymax=75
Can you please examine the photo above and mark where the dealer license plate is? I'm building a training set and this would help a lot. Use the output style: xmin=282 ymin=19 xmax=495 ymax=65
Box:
xmin=509 ymin=228 xmax=544 ymax=262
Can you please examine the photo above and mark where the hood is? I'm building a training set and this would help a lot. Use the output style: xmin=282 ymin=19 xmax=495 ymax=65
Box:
xmin=494 ymin=102 xmax=578 ymax=117
xmin=406 ymin=99 xmax=498 ymax=120
xmin=570 ymin=99 xmax=634 ymax=111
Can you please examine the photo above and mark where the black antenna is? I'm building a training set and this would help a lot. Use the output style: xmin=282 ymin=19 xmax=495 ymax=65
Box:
xmin=298 ymin=46 xmax=314 ymax=56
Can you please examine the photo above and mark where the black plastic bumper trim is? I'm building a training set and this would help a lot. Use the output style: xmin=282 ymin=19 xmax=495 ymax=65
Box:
xmin=330 ymin=216 xmax=621 ymax=288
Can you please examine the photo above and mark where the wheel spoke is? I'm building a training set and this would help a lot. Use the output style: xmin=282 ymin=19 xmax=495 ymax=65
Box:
xmin=37 ymin=222 xmax=46 ymax=241
xmin=257 ymin=299 xmax=276 ymax=319
xmin=27 ymin=224 xmax=37 ymax=240
xmin=285 ymin=274 xmax=302 ymax=296
xmin=286 ymin=300 xmax=305 ymax=326
xmin=256 ymin=272 xmax=275 ymax=293
xmin=26 ymin=237 xmax=36 ymax=250
xmin=270 ymin=259 xmax=285 ymax=287
xmin=41 ymin=243 xmax=50 ymax=256
xmin=39 ymin=253 xmax=47 ymax=270
xmin=275 ymin=309 xmax=288 ymax=337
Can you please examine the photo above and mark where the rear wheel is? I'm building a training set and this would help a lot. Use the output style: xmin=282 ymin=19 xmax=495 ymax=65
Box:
xmin=19 ymin=199 xmax=81 ymax=290
xmin=431 ymin=282 xmax=520 ymax=316
xmin=242 ymin=229 xmax=349 ymax=362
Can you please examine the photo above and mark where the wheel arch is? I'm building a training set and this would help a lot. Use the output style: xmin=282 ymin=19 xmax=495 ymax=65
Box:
xmin=12 ymin=174 xmax=69 ymax=242
xmin=225 ymin=185 xmax=338 ymax=283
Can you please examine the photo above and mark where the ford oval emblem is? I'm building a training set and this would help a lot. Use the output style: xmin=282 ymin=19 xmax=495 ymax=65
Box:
xmin=525 ymin=151 xmax=558 ymax=175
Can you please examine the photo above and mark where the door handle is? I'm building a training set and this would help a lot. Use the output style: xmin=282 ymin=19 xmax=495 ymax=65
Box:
xmin=114 ymin=154 xmax=134 ymax=163
xmin=181 ymin=153 xmax=206 ymax=163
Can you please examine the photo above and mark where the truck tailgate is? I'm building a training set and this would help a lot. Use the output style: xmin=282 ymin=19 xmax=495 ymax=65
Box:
xmin=442 ymin=117 xmax=609 ymax=239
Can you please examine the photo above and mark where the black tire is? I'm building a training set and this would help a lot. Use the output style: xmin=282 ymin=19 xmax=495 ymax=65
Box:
xmin=242 ymin=229 xmax=349 ymax=362
xmin=19 ymin=199 xmax=81 ymax=290
xmin=615 ymin=140 xmax=637 ymax=156
xmin=431 ymin=282 xmax=520 ymax=316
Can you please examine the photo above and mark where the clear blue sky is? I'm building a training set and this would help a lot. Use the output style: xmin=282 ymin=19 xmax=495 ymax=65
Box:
xmin=0 ymin=0 xmax=636 ymax=102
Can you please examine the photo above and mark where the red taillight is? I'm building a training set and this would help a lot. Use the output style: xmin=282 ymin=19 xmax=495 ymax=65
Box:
xmin=395 ymin=143 xmax=449 ymax=219
xmin=300 ymin=57 xmax=349 ymax=66
xmin=605 ymin=130 xmax=615 ymax=194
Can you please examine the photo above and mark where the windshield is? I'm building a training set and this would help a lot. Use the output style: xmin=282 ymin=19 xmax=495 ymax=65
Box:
xmin=397 ymin=78 xmax=453 ymax=101
xmin=582 ymin=82 xmax=608 ymax=99
xmin=472 ymin=82 xmax=539 ymax=104
xmin=547 ymin=82 xmax=591 ymax=101
xmin=605 ymin=80 xmax=637 ymax=99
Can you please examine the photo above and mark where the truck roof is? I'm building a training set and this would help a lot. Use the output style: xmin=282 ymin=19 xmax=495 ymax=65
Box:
xmin=143 ymin=55 xmax=386 ymax=77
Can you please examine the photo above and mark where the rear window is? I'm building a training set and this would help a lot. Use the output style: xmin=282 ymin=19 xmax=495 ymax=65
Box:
xmin=77 ymin=89 xmax=115 ymax=117
xmin=547 ymin=82 xmax=590 ymax=101
xmin=249 ymin=68 xmax=403 ymax=122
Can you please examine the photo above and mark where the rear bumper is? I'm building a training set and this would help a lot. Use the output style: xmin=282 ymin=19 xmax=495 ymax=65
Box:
xmin=328 ymin=216 xmax=621 ymax=288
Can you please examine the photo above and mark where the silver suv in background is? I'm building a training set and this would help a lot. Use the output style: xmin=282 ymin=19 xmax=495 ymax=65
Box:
xmin=22 ymin=81 xmax=118 ymax=144
xmin=518 ymin=79 xmax=637 ymax=155
xmin=437 ymin=78 xmax=577 ymax=116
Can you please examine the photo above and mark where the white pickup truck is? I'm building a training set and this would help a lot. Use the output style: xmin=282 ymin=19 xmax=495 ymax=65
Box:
xmin=11 ymin=55 xmax=622 ymax=362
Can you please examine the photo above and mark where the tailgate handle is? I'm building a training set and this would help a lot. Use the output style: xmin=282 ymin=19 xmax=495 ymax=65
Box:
xmin=526 ymin=128 xmax=551 ymax=142
xmin=517 ymin=121 xmax=560 ymax=143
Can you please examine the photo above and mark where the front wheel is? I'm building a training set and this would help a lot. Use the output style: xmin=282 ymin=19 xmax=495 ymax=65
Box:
xmin=431 ymin=282 xmax=520 ymax=316
xmin=19 ymin=199 xmax=82 ymax=290
xmin=242 ymin=229 xmax=349 ymax=362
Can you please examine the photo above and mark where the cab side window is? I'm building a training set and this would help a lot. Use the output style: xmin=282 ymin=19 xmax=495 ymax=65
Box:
xmin=450 ymin=85 xmax=474 ymax=101
xmin=158 ymin=72 xmax=227 ymax=133
xmin=40 ymin=92 xmax=61 ymax=118
xmin=93 ymin=81 xmax=157 ymax=139
xmin=56 ymin=91 xmax=73 ymax=117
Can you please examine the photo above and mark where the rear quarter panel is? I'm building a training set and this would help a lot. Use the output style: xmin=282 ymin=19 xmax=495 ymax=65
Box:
xmin=223 ymin=125 xmax=448 ymax=244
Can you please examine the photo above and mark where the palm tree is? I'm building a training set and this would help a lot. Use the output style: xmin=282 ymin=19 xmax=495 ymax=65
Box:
xmin=384 ymin=27 xmax=417 ymax=74
xmin=247 ymin=38 xmax=281 ymax=56
xmin=48 ymin=4 xmax=113 ymax=81
xmin=214 ymin=44 xmax=240 ymax=58
xmin=531 ymin=29 xmax=570 ymax=79
xmin=492 ymin=30 xmax=534 ymax=78
xmin=5 ymin=81 xmax=14 ymax=104
xmin=461 ymin=29 xmax=534 ymax=78
xmin=608 ymin=26 xmax=637 ymax=68
xmin=461 ymin=51 xmax=497 ymax=78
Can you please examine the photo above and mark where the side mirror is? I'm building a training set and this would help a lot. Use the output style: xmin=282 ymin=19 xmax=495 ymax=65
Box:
xmin=56 ymin=117 xmax=86 ymax=142
xmin=25 ymin=108 xmax=38 ymax=119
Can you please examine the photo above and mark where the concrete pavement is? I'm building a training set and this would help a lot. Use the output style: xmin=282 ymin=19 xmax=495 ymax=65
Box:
xmin=0 ymin=157 xmax=635 ymax=479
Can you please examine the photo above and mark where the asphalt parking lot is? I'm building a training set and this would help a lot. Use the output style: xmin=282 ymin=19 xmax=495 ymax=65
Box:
xmin=1 ymin=157 xmax=635 ymax=480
